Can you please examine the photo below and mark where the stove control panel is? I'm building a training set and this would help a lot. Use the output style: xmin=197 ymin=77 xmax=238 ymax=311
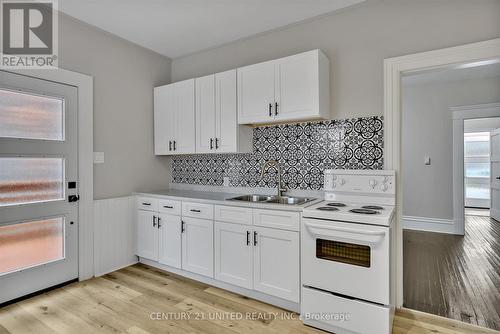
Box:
xmin=324 ymin=169 xmax=395 ymax=195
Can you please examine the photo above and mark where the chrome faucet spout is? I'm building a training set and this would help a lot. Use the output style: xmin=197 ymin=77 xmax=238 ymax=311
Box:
xmin=260 ymin=160 xmax=287 ymax=197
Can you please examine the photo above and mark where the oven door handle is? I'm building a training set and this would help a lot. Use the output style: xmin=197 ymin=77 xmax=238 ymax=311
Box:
xmin=305 ymin=222 xmax=385 ymax=244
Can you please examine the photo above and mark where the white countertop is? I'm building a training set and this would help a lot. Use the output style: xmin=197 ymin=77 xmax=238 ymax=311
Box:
xmin=134 ymin=189 xmax=321 ymax=212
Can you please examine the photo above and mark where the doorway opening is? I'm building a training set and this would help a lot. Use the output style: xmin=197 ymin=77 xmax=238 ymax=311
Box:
xmin=401 ymin=59 xmax=500 ymax=330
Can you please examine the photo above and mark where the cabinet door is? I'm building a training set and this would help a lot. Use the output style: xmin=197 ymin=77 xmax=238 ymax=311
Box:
xmin=174 ymin=79 xmax=196 ymax=153
xmin=237 ymin=61 xmax=275 ymax=124
xmin=214 ymin=222 xmax=253 ymax=289
xmin=154 ymin=85 xmax=175 ymax=155
xmin=181 ymin=217 xmax=214 ymax=277
xmin=196 ymin=74 xmax=216 ymax=153
xmin=275 ymin=51 xmax=318 ymax=122
xmin=158 ymin=214 xmax=182 ymax=269
xmin=253 ymin=227 xmax=299 ymax=302
xmin=136 ymin=210 xmax=158 ymax=261
xmin=215 ymin=70 xmax=237 ymax=152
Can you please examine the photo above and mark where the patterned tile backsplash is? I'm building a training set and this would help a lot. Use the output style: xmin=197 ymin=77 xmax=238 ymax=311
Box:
xmin=171 ymin=116 xmax=383 ymax=190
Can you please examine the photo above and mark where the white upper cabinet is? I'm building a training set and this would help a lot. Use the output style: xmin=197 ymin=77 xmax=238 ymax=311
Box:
xmin=237 ymin=61 xmax=276 ymax=124
xmin=238 ymin=49 xmax=329 ymax=125
xmin=154 ymin=79 xmax=195 ymax=155
xmin=154 ymin=85 xmax=175 ymax=155
xmin=195 ymin=74 xmax=216 ymax=153
xmin=196 ymin=69 xmax=252 ymax=153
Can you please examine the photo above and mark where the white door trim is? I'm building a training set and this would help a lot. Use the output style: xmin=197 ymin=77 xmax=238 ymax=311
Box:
xmin=383 ymin=38 xmax=500 ymax=308
xmin=1 ymin=68 xmax=94 ymax=281
xmin=451 ymin=103 xmax=500 ymax=235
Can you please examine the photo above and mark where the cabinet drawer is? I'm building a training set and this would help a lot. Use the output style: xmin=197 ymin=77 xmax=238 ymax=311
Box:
xmin=214 ymin=205 xmax=253 ymax=225
xmin=182 ymin=202 xmax=214 ymax=220
xmin=158 ymin=199 xmax=181 ymax=215
xmin=253 ymin=209 xmax=300 ymax=231
xmin=136 ymin=196 xmax=158 ymax=211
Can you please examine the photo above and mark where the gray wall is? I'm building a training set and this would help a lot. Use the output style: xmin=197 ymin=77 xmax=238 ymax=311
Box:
xmin=58 ymin=14 xmax=172 ymax=199
xmin=171 ymin=0 xmax=500 ymax=120
xmin=402 ymin=76 xmax=500 ymax=221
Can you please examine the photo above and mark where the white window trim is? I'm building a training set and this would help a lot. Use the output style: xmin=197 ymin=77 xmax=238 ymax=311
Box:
xmin=1 ymin=68 xmax=94 ymax=281
xmin=383 ymin=38 xmax=500 ymax=308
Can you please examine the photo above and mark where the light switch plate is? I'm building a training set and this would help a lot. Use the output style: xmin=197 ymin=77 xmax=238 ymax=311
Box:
xmin=94 ymin=152 xmax=105 ymax=164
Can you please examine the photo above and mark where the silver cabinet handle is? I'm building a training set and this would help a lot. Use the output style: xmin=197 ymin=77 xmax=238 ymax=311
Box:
xmin=253 ymin=231 xmax=258 ymax=246
xmin=181 ymin=221 xmax=185 ymax=233
xmin=142 ymin=202 xmax=151 ymax=206
xmin=210 ymin=138 xmax=214 ymax=150
xmin=275 ymin=102 xmax=278 ymax=116
xmin=152 ymin=215 xmax=157 ymax=227
xmin=246 ymin=231 xmax=250 ymax=246
xmin=215 ymin=138 xmax=219 ymax=149
xmin=163 ymin=205 xmax=173 ymax=209
xmin=190 ymin=209 xmax=201 ymax=213
xmin=157 ymin=216 xmax=161 ymax=228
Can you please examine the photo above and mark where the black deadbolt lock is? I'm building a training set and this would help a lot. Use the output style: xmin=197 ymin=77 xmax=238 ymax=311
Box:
xmin=68 ymin=195 xmax=80 ymax=202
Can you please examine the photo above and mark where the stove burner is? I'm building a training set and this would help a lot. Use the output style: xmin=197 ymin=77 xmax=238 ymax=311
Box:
xmin=317 ymin=207 xmax=339 ymax=211
xmin=326 ymin=202 xmax=346 ymax=207
xmin=362 ymin=205 xmax=384 ymax=210
xmin=350 ymin=208 xmax=380 ymax=215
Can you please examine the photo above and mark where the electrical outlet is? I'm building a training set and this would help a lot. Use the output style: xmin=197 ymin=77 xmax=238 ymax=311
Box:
xmin=223 ymin=176 xmax=230 ymax=187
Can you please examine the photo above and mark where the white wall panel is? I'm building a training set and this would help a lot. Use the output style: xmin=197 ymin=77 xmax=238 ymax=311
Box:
xmin=93 ymin=196 xmax=137 ymax=276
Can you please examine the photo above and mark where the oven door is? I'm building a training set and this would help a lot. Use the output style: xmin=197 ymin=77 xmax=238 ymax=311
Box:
xmin=301 ymin=218 xmax=390 ymax=305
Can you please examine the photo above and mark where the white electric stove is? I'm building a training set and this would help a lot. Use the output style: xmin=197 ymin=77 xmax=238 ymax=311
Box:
xmin=301 ymin=169 xmax=396 ymax=334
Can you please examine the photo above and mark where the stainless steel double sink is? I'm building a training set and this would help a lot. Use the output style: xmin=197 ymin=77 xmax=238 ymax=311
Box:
xmin=226 ymin=194 xmax=315 ymax=205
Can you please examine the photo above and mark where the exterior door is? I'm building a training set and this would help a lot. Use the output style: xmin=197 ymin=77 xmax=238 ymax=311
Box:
xmin=491 ymin=129 xmax=500 ymax=221
xmin=214 ymin=221 xmax=253 ymax=289
xmin=158 ymin=213 xmax=182 ymax=268
xmin=136 ymin=210 xmax=158 ymax=261
xmin=0 ymin=71 xmax=78 ymax=303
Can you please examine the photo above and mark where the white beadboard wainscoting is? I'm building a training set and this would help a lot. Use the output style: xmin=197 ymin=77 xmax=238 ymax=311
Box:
xmin=402 ymin=215 xmax=456 ymax=234
xmin=93 ymin=196 xmax=137 ymax=276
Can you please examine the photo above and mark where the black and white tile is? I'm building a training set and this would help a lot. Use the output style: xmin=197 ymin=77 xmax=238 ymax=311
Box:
xmin=171 ymin=116 xmax=384 ymax=190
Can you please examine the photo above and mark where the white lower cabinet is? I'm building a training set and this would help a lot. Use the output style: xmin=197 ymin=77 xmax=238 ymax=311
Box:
xmin=158 ymin=214 xmax=182 ymax=269
xmin=137 ymin=198 xmax=300 ymax=304
xmin=214 ymin=221 xmax=300 ymax=302
xmin=253 ymin=226 xmax=300 ymax=303
xmin=137 ymin=210 xmax=159 ymax=261
xmin=182 ymin=217 xmax=214 ymax=278
xmin=214 ymin=222 xmax=253 ymax=289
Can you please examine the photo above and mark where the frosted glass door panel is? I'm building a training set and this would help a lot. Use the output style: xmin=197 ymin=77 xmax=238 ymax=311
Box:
xmin=0 ymin=157 xmax=64 ymax=206
xmin=0 ymin=217 xmax=64 ymax=275
xmin=0 ymin=89 xmax=64 ymax=141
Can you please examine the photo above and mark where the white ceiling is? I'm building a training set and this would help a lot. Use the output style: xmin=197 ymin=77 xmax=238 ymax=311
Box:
xmin=58 ymin=0 xmax=365 ymax=59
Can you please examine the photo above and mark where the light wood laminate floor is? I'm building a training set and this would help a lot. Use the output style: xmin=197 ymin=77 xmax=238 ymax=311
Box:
xmin=404 ymin=215 xmax=500 ymax=330
xmin=0 ymin=264 xmax=497 ymax=334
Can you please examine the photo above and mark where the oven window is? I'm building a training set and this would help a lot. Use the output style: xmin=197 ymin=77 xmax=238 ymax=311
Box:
xmin=316 ymin=239 xmax=371 ymax=267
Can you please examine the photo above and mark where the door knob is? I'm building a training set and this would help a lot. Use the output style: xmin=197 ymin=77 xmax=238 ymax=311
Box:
xmin=496 ymin=176 xmax=500 ymax=180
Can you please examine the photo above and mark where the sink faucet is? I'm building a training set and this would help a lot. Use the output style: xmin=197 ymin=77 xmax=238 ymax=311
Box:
xmin=260 ymin=160 xmax=287 ymax=197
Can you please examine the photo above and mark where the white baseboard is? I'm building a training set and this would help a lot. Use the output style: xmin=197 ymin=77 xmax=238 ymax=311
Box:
xmin=402 ymin=215 xmax=457 ymax=234
xmin=94 ymin=196 xmax=136 ymax=276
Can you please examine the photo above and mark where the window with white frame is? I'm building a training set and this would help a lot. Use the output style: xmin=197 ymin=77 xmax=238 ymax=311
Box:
xmin=464 ymin=132 xmax=490 ymax=208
